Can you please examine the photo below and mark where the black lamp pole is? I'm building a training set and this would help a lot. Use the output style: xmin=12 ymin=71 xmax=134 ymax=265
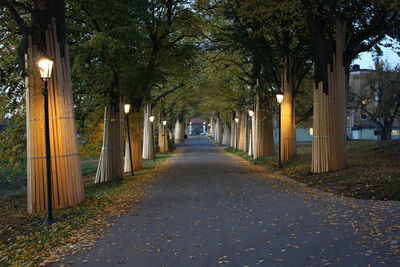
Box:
xmin=126 ymin=113 xmax=134 ymax=176
xmin=42 ymin=79 xmax=54 ymax=225
xmin=278 ymin=103 xmax=282 ymax=169
xmin=236 ymin=120 xmax=239 ymax=151
xmin=163 ymin=124 xmax=167 ymax=154
xmin=152 ymin=121 xmax=156 ymax=162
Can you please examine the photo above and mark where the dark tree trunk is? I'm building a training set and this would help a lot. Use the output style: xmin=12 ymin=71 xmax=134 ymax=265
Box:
xmin=381 ymin=118 xmax=394 ymax=141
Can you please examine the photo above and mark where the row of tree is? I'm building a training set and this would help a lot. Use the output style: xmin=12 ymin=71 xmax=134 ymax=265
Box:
xmin=0 ymin=0 xmax=399 ymax=213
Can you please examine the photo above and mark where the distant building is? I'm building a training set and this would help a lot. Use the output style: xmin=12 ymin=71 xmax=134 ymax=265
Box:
xmin=189 ymin=118 xmax=206 ymax=135
xmin=347 ymin=64 xmax=400 ymax=139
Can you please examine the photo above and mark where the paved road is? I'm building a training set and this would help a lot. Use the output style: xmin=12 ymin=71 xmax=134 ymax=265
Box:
xmin=60 ymin=136 xmax=400 ymax=266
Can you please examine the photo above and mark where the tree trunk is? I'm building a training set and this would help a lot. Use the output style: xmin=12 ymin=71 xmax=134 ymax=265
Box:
xmin=95 ymin=96 xmax=124 ymax=183
xmin=221 ymin=123 xmax=231 ymax=145
xmin=124 ymin=108 xmax=142 ymax=173
xmin=281 ymin=56 xmax=297 ymax=162
xmin=142 ymin=105 xmax=154 ymax=159
xmin=238 ymin=112 xmax=248 ymax=151
xmin=381 ymin=119 xmax=393 ymax=141
xmin=254 ymin=95 xmax=275 ymax=157
xmin=26 ymin=1 xmax=84 ymax=213
xmin=230 ymin=121 xmax=235 ymax=147
xmin=214 ymin=117 xmax=222 ymax=143
xmin=158 ymin=122 xmax=168 ymax=153
xmin=209 ymin=118 xmax=214 ymax=137
xmin=312 ymin=21 xmax=347 ymax=173
xmin=174 ymin=118 xmax=185 ymax=144
xmin=251 ymin=108 xmax=257 ymax=158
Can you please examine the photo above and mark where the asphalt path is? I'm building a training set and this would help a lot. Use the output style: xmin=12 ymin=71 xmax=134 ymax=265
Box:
xmin=60 ymin=136 xmax=400 ymax=266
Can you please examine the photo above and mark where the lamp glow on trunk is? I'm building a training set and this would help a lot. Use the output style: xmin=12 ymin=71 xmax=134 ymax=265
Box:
xmin=149 ymin=115 xmax=155 ymax=123
xmin=234 ymin=117 xmax=239 ymax=123
xmin=162 ymin=120 xmax=167 ymax=126
xmin=248 ymin=110 xmax=254 ymax=117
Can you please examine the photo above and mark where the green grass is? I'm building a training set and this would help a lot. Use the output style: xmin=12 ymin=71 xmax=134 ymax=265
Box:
xmin=225 ymin=140 xmax=400 ymax=201
xmin=0 ymin=160 xmax=102 ymax=201
xmin=0 ymin=152 xmax=172 ymax=266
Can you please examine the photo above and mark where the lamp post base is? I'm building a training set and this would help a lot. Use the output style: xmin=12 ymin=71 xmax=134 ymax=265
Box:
xmin=44 ymin=217 xmax=55 ymax=225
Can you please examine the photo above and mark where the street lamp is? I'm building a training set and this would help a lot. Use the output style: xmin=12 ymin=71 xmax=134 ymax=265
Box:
xmin=234 ymin=117 xmax=239 ymax=150
xmin=124 ymin=104 xmax=134 ymax=176
xmin=248 ymin=110 xmax=254 ymax=156
xmin=162 ymin=120 xmax=167 ymax=153
xmin=37 ymin=56 xmax=54 ymax=225
xmin=276 ymin=92 xmax=284 ymax=169
xmin=149 ymin=115 xmax=156 ymax=161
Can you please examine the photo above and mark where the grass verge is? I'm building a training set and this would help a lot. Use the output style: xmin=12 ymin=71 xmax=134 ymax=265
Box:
xmin=224 ymin=140 xmax=400 ymax=201
xmin=0 ymin=152 xmax=172 ymax=266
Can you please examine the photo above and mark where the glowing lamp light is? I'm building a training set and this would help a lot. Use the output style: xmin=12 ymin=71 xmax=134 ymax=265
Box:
xmin=203 ymin=121 xmax=206 ymax=125
xmin=190 ymin=121 xmax=192 ymax=125
xmin=234 ymin=117 xmax=239 ymax=123
xmin=276 ymin=92 xmax=284 ymax=104
xmin=309 ymin=128 xmax=314 ymax=136
xmin=208 ymin=123 xmax=211 ymax=127
xmin=248 ymin=110 xmax=254 ymax=117
xmin=162 ymin=120 xmax=167 ymax=126
xmin=149 ymin=115 xmax=155 ymax=123
xmin=37 ymin=56 xmax=54 ymax=80
xmin=362 ymin=99 xmax=367 ymax=105
xmin=124 ymin=104 xmax=131 ymax=114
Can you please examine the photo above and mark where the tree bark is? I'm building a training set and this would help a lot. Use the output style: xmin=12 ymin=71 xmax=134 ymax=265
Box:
xmin=254 ymin=95 xmax=275 ymax=158
xmin=238 ymin=111 xmax=248 ymax=151
xmin=230 ymin=120 xmax=235 ymax=147
xmin=124 ymin=108 xmax=142 ymax=173
xmin=221 ymin=122 xmax=231 ymax=145
xmin=311 ymin=21 xmax=347 ymax=173
xmin=280 ymin=56 xmax=296 ymax=161
xmin=26 ymin=0 xmax=84 ymax=213
xmin=209 ymin=118 xmax=214 ymax=137
xmin=174 ymin=118 xmax=185 ymax=144
xmin=381 ymin=118 xmax=393 ymax=141
xmin=142 ymin=104 xmax=154 ymax=160
xmin=214 ymin=117 xmax=222 ymax=143
xmin=158 ymin=122 xmax=169 ymax=153
xmin=95 ymin=96 xmax=124 ymax=183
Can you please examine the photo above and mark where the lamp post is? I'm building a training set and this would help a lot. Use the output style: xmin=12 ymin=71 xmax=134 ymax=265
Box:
xmin=162 ymin=120 xmax=167 ymax=153
xmin=248 ymin=110 xmax=254 ymax=156
xmin=149 ymin=115 xmax=156 ymax=162
xmin=276 ymin=92 xmax=284 ymax=169
xmin=37 ymin=56 xmax=54 ymax=225
xmin=189 ymin=121 xmax=192 ymax=135
xmin=234 ymin=117 xmax=239 ymax=150
xmin=124 ymin=104 xmax=134 ymax=176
